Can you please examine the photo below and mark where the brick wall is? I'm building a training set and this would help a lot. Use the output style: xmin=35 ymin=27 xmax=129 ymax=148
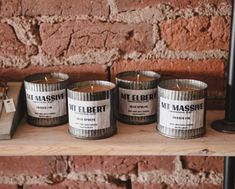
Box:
xmin=0 ymin=0 xmax=229 ymax=188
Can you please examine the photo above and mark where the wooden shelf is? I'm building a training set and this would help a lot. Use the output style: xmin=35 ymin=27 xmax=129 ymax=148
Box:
xmin=0 ymin=111 xmax=233 ymax=156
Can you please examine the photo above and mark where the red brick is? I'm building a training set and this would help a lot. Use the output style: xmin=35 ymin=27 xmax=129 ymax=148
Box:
xmin=111 ymin=60 xmax=225 ymax=97
xmin=116 ymin=0 xmax=230 ymax=12
xmin=160 ymin=16 xmax=230 ymax=51
xmin=40 ymin=21 xmax=153 ymax=57
xmin=132 ymin=183 xmax=167 ymax=189
xmin=138 ymin=156 xmax=176 ymax=173
xmin=25 ymin=184 xmax=66 ymax=189
xmin=63 ymin=180 xmax=127 ymax=189
xmin=0 ymin=64 xmax=107 ymax=82
xmin=72 ymin=156 xmax=138 ymax=175
xmin=22 ymin=0 xmax=109 ymax=18
xmin=181 ymin=156 xmax=223 ymax=173
xmin=0 ymin=185 xmax=18 ymax=189
xmin=0 ymin=0 xmax=21 ymax=17
xmin=132 ymin=183 xmax=222 ymax=189
xmin=168 ymin=184 xmax=222 ymax=189
xmin=0 ymin=156 xmax=67 ymax=176
xmin=0 ymin=23 xmax=26 ymax=58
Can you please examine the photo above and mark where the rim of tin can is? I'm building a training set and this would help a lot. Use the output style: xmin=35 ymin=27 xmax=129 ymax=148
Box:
xmin=24 ymin=72 xmax=69 ymax=84
xmin=116 ymin=71 xmax=161 ymax=84
xmin=158 ymin=79 xmax=208 ymax=92
xmin=68 ymin=80 xmax=116 ymax=94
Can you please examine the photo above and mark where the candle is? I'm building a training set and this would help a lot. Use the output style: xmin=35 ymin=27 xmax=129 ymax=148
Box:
xmin=24 ymin=72 xmax=69 ymax=127
xmin=116 ymin=71 xmax=161 ymax=124
xmin=67 ymin=81 xmax=116 ymax=139
xmin=157 ymin=79 xmax=208 ymax=139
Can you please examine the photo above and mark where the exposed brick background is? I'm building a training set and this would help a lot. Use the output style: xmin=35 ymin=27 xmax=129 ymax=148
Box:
xmin=0 ymin=0 xmax=229 ymax=188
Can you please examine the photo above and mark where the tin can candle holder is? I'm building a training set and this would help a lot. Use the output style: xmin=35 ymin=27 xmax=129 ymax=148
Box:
xmin=157 ymin=79 xmax=208 ymax=139
xmin=67 ymin=80 xmax=117 ymax=139
xmin=116 ymin=71 xmax=161 ymax=125
xmin=24 ymin=72 xmax=69 ymax=126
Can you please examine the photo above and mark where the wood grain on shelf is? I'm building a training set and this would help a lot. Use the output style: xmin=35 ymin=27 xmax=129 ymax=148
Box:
xmin=0 ymin=111 xmax=232 ymax=156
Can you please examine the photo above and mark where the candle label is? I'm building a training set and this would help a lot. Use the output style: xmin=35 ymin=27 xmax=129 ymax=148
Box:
xmin=4 ymin=98 xmax=16 ymax=113
xmin=68 ymin=98 xmax=110 ymax=130
xmin=159 ymin=97 xmax=205 ymax=130
xmin=25 ymin=89 xmax=66 ymax=118
xmin=119 ymin=88 xmax=157 ymax=117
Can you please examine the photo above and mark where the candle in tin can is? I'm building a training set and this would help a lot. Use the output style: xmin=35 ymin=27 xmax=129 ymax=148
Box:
xmin=157 ymin=79 xmax=208 ymax=139
xmin=116 ymin=71 xmax=161 ymax=124
xmin=24 ymin=72 xmax=69 ymax=127
xmin=67 ymin=80 xmax=116 ymax=139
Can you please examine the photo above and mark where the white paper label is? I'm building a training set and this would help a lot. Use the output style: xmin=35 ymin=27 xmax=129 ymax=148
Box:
xmin=4 ymin=98 xmax=16 ymax=113
xmin=119 ymin=88 xmax=157 ymax=117
xmin=68 ymin=98 xmax=111 ymax=130
xmin=25 ymin=89 xmax=66 ymax=118
xmin=159 ymin=97 xmax=205 ymax=130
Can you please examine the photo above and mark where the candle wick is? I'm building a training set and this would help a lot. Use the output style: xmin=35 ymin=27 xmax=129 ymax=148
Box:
xmin=91 ymin=85 xmax=94 ymax=93
xmin=44 ymin=76 xmax=48 ymax=83
xmin=137 ymin=74 xmax=140 ymax=82
xmin=176 ymin=82 xmax=180 ymax=90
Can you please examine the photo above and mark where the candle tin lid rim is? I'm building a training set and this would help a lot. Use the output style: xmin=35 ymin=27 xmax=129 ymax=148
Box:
xmin=68 ymin=80 xmax=116 ymax=94
xmin=24 ymin=72 xmax=69 ymax=84
xmin=116 ymin=71 xmax=161 ymax=83
xmin=158 ymin=79 xmax=208 ymax=92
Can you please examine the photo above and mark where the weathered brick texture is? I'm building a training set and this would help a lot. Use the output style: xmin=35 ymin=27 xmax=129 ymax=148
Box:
xmin=132 ymin=183 xmax=222 ymax=189
xmin=40 ymin=21 xmax=153 ymax=57
xmin=160 ymin=16 xmax=230 ymax=51
xmin=181 ymin=156 xmax=223 ymax=173
xmin=22 ymin=0 xmax=109 ymax=18
xmin=72 ymin=156 xmax=176 ymax=175
xmin=0 ymin=156 xmax=67 ymax=176
xmin=115 ymin=0 xmax=230 ymax=12
xmin=0 ymin=23 xmax=26 ymax=58
xmin=0 ymin=64 xmax=107 ymax=81
xmin=0 ymin=0 xmax=21 ymax=17
xmin=0 ymin=185 xmax=18 ymax=189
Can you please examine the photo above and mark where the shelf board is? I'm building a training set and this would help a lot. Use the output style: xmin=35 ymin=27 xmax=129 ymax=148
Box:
xmin=0 ymin=110 xmax=233 ymax=156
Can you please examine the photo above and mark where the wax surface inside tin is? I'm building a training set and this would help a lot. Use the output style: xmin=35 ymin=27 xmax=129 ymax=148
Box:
xmin=32 ymin=78 xmax=62 ymax=84
xmin=74 ymin=85 xmax=112 ymax=93
xmin=122 ymin=75 xmax=155 ymax=82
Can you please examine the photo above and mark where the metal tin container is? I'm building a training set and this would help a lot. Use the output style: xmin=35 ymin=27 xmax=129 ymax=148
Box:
xmin=24 ymin=72 xmax=69 ymax=126
xmin=157 ymin=79 xmax=208 ymax=139
xmin=67 ymin=80 xmax=117 ymax=139
xmin=116 ymin=71 xmax=161 ymax=125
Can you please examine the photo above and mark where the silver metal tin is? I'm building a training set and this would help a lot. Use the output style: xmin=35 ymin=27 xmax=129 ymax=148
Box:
xmin=116 ymin=71 xmax=161 ymax=125
xmin=157 ymin=79 xmax=208 ymax=139
xmin=67 ymin=80 xmax=117 ymax=140
xmin=24 ymin=72 xmax=69 ymax=127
